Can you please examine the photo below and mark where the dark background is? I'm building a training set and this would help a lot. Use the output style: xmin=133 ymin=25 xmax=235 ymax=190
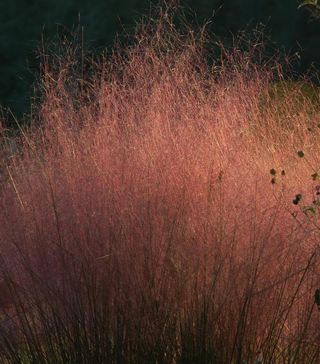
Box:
xmin=0 ymin=0 xmax=319 ymax=119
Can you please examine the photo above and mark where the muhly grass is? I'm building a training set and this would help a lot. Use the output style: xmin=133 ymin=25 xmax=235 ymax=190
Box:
xmin=0 ymin=6 xmax=320 ymax=364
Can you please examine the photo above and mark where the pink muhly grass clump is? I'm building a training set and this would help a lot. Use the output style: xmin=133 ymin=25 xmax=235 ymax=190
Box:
xmin=0 ymin=6 xmax=319 ymax=363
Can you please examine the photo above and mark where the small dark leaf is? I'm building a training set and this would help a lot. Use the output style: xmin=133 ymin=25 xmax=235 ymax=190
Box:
xmin=270 ymin=168 xmax=276 ymax=176
xmin=271 ymin=177 xmax=276 ymax=184
xmin=315 ymin=289 xmax=320 ymax=308
xmin=297 ymin=151 xmax=305 ymax=158
xmin=281 ymin=170 xmax=286 ymax=176
xmin=312 ymin=172 xmax=320 ymax=181
xmin=293 ymin=194 xmax=302 ymax=205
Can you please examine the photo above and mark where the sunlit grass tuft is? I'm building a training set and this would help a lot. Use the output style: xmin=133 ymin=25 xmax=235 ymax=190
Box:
xmin=0 ymin=5 xmax=320 ymax=363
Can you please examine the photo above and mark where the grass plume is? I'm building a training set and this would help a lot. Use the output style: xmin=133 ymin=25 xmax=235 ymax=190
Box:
xmin=0 ymin=4 xmax=320 ymax=363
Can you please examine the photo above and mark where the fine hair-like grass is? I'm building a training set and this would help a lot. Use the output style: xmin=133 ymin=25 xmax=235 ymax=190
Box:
xmin=0 ymin=5 xmax=320 ymax=364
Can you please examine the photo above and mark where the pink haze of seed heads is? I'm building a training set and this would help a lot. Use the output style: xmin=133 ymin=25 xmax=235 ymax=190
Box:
xmin=0 ymin=5 xmax=319 ymax=363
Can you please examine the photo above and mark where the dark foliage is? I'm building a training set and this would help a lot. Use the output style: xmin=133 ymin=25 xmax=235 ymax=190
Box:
xmin=0 ymin=0 xmax=320 ymax=120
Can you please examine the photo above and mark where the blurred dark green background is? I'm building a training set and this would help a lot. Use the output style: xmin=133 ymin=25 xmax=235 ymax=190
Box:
xmin=0 ymin=0 xmax=319 ymax=119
